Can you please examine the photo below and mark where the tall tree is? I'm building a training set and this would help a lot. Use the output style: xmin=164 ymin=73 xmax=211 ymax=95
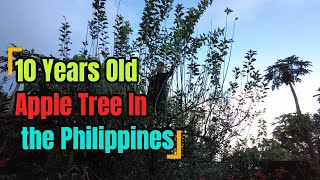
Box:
xmin=264 ymin=55 xmax=320 ymax=178
xmin=265 ymin=55 xmax=311 ymax=114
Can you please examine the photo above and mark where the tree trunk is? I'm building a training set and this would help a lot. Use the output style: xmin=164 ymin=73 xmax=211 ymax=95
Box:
xmin=289 ymin=83 xmax=320 ymax=178
xmin=289 ymin=83 xmax=301 ymax=114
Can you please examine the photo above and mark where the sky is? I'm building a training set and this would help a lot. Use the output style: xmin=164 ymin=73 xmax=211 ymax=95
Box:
xmin=1 ymin=0 xmax=320 ymax=138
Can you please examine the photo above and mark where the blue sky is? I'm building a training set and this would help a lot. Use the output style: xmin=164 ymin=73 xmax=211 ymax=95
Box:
xmin=1 ymin=0 xmax=320 ymax=137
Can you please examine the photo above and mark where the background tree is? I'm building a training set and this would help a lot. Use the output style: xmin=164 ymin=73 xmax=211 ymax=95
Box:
xmin=272 ymin=113 xmax=315 ymax=159
xmin=259 ymin=138 xmax=298 ymax=161
xmin=264 ymin=56 xmax=320 ymax=178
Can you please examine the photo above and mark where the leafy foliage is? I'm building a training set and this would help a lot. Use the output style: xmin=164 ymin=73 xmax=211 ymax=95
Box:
xmin=272 ymin=113 xmax=316 ymax=158
xmin=264 ymin=55 xmax=312 ymax=90
xmin=58 ymin=16 xmax=72 ymax=60
xmin=259 ymin=138 xmax=298 ymax=161
xmin=113 ymin=15 xmax=132 ymax=57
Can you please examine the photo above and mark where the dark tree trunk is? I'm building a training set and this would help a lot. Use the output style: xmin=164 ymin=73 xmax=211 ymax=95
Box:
xmin=289 ymin=83 xmax=301 ymax=114
xmin=289 ymin=83 xmax=320 ymax=179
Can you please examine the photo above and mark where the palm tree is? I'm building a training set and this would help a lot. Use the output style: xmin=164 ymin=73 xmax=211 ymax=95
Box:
xmin=264 ymin=55 xmax=320 ymax=178
xmin=265 ymin=55 xmax=312 ymax=114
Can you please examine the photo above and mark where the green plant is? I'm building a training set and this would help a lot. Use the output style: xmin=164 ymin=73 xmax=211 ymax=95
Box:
xmin=264 ymin=56 xmax=320 ymax=178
